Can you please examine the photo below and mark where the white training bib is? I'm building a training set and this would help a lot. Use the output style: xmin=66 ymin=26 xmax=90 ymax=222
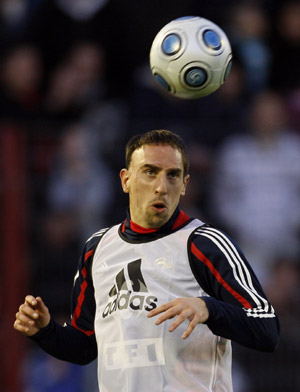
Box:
xmin=92 ymin=219 xmax=232 ymax=392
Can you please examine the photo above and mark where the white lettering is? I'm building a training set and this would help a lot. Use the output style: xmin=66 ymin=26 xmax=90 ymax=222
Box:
xmin=103 ymin=338 xmax=165 ymax=370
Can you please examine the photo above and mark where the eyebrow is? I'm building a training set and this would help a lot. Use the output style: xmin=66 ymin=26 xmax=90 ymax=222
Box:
xmin=141 ymin=164 xmax=183 ymax=175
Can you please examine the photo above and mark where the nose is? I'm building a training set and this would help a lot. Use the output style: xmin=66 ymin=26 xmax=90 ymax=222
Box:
xmin=155 ymin=173 xmax=167 ymax=195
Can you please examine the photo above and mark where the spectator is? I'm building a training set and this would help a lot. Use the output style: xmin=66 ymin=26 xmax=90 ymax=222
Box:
xmin=0 ymin=0 xmax=42 ymax=42
xmin=43 ymin=40 xmax=108 ymax=122
xmin=0 ymin=43 xmax=43 ymax=121
xmin=226 ymin=1 xmax=272 ymax=94
xmin=21 ymin=0 xmax=130 ymax=96
xmin=269 ymin=0 xmax=300 ymax=93
xmin=47 ymin=123 xmax=114 ymax=241
xmin=30 ymin=209 xmax=81 ymax=316
xmin=210 ymin=90 xmax=300 ymax=283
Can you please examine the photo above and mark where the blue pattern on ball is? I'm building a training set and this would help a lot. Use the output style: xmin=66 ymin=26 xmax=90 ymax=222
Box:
xmin=162 ymin=34 xmax=181 ymax=55
xmin=154 ymin=74 xmax=171 ymax=91
xmin=185 ymin=67 xmax=207 ymax=87
xmin=203 ymin=30 xmax=221 ymax=50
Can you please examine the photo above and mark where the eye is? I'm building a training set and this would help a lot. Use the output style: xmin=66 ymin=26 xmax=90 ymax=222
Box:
xmin=168 ymin=171 xmax=180 ymax=179
xmin=145 ymin=168 xmax=156 ymax=176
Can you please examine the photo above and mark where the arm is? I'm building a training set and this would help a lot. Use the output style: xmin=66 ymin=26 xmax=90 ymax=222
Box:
xmin=189 ymin=224 xmax=280 ymax=352
xmin=14 ymin=233 xmax=102 ymax=364
xmin=14 ymin=295 xmax=96 ymax=364
xmin=30 ymin=317 xmax=97 ymax=365
xmin=148 ymin=224 xmax=280 ymax=352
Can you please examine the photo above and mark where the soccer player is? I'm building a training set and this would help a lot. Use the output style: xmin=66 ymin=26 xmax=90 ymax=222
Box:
xmin=14 ymin=130 xmax=279 ymax=391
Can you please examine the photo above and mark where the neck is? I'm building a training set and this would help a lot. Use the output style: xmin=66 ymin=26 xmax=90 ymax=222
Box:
xmin=120 ymin=207 xmax=191 ymax=239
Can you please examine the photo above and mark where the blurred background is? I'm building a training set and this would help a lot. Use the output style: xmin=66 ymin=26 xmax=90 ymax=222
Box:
xmin=1 ymin=0 xmax=300 ymax=391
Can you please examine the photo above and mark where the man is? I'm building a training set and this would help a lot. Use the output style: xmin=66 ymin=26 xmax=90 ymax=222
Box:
xmin=211 ymin=91 xmax=300 ymax=284
xmin=14 ymin=130 xmax=279 ymax=391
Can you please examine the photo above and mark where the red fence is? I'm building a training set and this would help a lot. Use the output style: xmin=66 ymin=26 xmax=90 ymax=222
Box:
xmin=0 ymin=126 xmax=29 ymax=392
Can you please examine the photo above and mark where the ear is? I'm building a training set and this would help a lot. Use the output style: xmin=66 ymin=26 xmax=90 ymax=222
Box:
xmin=120 ymin=168 xmax=130 ymax=194
xmin=181 ymin=174 xmax=190 ymax=196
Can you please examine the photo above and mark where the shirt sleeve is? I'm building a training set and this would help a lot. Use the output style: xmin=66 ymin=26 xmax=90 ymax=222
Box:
xmin=30 ymin=230 xmax=108 ymax=364
xmin=189 ymin=224 xmax=280 ymax=352
xmin=70 ymin=234 xmax=100 ymax=335
xmin=30 ymin=318 xmax=97 ymax=365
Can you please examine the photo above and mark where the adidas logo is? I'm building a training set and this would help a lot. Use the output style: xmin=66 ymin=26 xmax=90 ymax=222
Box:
xmin=102 ymin=259 xmax=158 ymax=318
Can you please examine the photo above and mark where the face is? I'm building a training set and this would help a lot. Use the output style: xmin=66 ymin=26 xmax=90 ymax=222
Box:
xmin=120 ymin=144 xmax=189 ymax=228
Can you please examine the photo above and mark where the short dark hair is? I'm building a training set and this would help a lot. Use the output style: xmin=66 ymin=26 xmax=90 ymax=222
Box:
xmin=125 ymin=129 xmax=190 ymax=177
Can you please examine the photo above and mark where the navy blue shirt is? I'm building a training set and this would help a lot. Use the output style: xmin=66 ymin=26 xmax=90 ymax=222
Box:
xmin=31 ymin=208 xmax=280 ymax=364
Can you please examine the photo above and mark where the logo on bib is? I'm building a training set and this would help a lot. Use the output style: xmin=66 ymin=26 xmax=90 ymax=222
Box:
xmin=102 ymin=259 xmax=157 ymax=318
xmin=155 ymin=257 xmax=172 ymax=269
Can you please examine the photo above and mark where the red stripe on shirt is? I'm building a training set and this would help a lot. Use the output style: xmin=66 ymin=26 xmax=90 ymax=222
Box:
xmin=72 ymin=324 xmax=95 ymax=337
xmin=71 ymin=250 xmax=95 ymax=335
xmin=85 ymin=249 xmax=93 ymax=262
xmin=172 ymin=210 xmax=190 ymax=230
xmin=121 ymin=219 xmax=127 ymax=233
xmin=191 ymin=242 xmax=252 ymax=309
xmin=71 ymin=280 xmax=89 ymax=328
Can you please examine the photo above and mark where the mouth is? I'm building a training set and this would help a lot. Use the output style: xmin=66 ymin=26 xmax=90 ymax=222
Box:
xmin=151 ymin=201 xmax=167 ymax=213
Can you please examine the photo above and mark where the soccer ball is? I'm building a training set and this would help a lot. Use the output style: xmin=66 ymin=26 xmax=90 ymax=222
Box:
xmin=149 ymin=16 xmax=232 ymax=99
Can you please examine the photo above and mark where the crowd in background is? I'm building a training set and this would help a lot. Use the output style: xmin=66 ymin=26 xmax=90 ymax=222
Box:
xmin=1 ymin=0 xmax=300 ymax=391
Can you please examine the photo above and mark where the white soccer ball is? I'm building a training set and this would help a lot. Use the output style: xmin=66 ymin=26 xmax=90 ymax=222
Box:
xmin=149 ymin=16 xmax=232 ymax=99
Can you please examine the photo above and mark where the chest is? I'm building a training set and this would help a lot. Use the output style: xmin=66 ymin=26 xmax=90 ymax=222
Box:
xmin=92 ymin=224 xmax=205 ymax=317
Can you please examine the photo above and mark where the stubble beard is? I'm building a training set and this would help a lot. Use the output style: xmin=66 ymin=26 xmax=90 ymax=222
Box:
xmin=144 ymin=209 xmax=169 ymax=229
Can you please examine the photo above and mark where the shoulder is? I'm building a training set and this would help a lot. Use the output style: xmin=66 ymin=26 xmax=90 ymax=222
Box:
xmin=189 ymin=224 xmax=244 ymax=260
xmin=85 ymin=227 xmax=112 ymax=254
xmin=76 ymin=227 xmax=113 ymax=273
xmin=190 ymin=224 xmax=235 ymax=243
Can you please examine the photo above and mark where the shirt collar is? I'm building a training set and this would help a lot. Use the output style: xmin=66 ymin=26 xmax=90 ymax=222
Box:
xmin=119 ymin=207 xmax=191 ymax=242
